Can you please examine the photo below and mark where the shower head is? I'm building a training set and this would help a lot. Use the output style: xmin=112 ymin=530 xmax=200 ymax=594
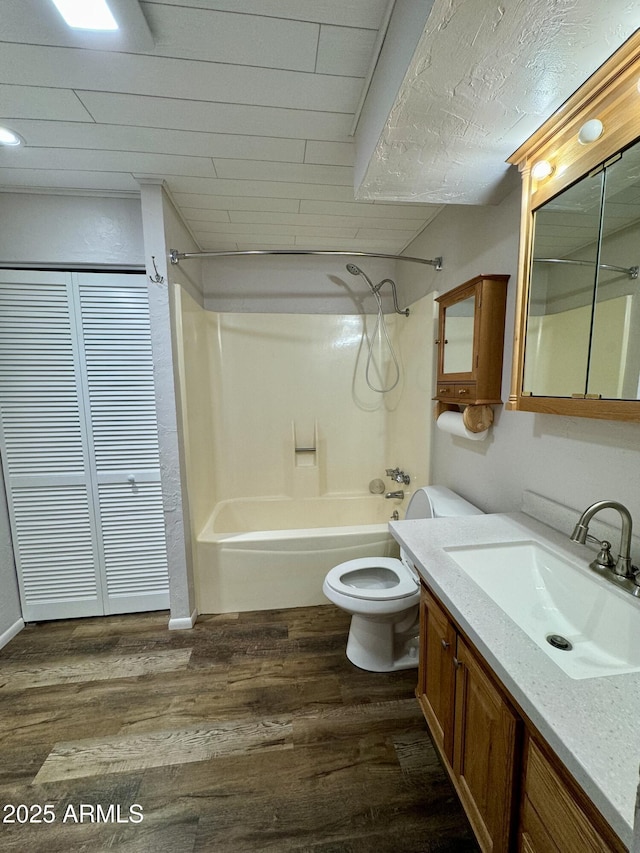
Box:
xmin=345 ymin=262 xmax=377 ymax=295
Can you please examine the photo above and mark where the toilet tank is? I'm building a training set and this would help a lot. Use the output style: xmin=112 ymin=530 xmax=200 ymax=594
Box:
xmin=405 ymin=485 xmax=484 ymax=520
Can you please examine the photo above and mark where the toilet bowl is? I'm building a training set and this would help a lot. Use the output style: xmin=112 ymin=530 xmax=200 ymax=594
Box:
xmin=323 ymin=485 xmax=483 ymax=672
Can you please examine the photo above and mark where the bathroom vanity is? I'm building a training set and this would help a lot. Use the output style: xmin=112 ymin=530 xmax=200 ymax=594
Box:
xmin=390 ymin=512 xmax=640 ymax=852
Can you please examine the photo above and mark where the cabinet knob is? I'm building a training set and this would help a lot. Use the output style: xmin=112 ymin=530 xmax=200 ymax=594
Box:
xmin=453 ymin=656 xmax=462 ymax=668
xmin=441 ymin=639 xmax=450 ymax=650
xmin=458 ymin=388 xmax=469 ymax=396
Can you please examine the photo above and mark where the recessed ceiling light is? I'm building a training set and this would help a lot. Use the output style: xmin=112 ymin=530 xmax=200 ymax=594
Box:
xmin=0 ymin=127 xmax=23 ymax=147
xmin=50 ymin=0 xmax=119 ymax=31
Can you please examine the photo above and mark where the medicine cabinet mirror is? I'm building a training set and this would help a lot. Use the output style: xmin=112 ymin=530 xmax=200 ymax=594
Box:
xmin=508 ymin=32 xmax=640 ymax=421
xmin=442 ymin=292 xmax=475 ymax=375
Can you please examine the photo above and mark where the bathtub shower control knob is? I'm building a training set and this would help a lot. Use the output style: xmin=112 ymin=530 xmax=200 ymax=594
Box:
xmin=386 ymin=467 xmax=411 ymax=485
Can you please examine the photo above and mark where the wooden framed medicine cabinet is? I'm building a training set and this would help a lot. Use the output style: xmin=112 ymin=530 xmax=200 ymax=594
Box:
xmin=434 ymin=274 xmax=509 ymax=432
xmin=507 ymin=31 xmax=640 ymax=421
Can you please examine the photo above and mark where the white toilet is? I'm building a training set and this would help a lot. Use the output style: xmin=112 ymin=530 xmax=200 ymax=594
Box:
xmin=323 ymin=485 xmax=483 ymax=672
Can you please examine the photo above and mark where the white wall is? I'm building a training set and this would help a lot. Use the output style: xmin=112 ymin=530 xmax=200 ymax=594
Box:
xmin=0 ymin=192 xmax=144 ymax=267
xmin=402 ymin=187 xmax=640 ymax=551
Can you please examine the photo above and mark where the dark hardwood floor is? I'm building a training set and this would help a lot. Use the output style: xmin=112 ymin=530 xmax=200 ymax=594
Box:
xmin=0 ymin=605 xmax=478 ymax=852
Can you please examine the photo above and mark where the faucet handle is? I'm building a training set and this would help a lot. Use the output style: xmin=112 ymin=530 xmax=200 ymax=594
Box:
xmin=589 ymin=540 xmax=616 ymax=572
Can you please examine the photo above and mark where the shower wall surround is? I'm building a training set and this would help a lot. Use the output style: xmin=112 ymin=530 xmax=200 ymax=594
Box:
xmin=175 ymin=286 xmax=434 ymax=611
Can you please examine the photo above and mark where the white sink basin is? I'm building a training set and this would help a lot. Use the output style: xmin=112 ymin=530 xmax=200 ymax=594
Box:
xmin=444 ymin=540 xmax=640 ymax=679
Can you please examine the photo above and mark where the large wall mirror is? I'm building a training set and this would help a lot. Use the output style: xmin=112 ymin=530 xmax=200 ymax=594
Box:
xmin=507 ymin=31 xmax=640 ymax=421
xmin=524 ymin=140 xmax=640 ymax=400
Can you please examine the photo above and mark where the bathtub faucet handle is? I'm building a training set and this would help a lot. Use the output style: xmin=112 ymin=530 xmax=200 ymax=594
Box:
xmin=386 ymin=468 xmax=411 ymax=485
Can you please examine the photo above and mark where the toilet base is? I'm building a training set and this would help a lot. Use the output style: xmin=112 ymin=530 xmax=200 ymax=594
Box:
xmin=345 ymin=609 xmax=419 ymax=672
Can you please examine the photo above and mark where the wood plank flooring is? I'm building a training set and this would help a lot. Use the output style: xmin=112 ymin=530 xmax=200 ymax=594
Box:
xmin=0 ymin=605 xmax=478 ymax=852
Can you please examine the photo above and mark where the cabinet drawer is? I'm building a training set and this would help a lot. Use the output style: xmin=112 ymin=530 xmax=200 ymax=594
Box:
xmin=523 ymin=739 xmax=618 ymax=853
xmin=454 ymin=382 xmax=475 ymax=400
xmin=436 ymin=381 xmax=477 ymax=401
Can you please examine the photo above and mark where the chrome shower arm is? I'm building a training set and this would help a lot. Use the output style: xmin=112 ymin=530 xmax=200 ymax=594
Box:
xmin=376 ymin=278 xmax=410 ymax=316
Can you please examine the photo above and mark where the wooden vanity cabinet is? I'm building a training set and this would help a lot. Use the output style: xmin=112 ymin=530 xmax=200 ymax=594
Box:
xmin=434 ymin=274 xmax=509 ymax=406
xmin=417 ymin=583 xmax=626 ymax=853
xmin=417 ymin=586 xmax=520 ymax=852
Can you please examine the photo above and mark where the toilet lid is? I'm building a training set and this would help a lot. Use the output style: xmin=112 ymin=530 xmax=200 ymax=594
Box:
xmin=324 ymin=557 xmax=419 ymax=601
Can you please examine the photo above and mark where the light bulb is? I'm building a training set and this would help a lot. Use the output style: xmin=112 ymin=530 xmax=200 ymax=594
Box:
xmin=577 ymin=119 xmax=604 ymax=145
xmin=531 ymin=160 xmax=553 ymax=180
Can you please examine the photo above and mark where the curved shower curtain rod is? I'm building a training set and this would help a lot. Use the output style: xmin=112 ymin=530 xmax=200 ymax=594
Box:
xmin=169 ymin=248 xmax=443 ymax=269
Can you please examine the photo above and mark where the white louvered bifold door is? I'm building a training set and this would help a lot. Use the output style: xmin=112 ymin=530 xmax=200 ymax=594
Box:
xmin=75 ymin=273 xmax=169 ymax=614
xmin=0 ymin=271 xmax=169 ymax=621
xmin=0 ymin=270 xmax=103 ymax=620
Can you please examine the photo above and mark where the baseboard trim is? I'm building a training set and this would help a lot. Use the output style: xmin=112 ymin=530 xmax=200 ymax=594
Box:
xmin=0 ymin=617 xmax=25 ymax=650
xmin=168 ymin=609 xmax=198 ymax=630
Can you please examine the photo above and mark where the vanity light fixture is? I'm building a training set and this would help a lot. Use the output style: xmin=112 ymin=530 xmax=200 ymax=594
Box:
xmin=0 ymin=126 xmax=23 ymax=147
xmin=577 ymin=118 xmax=604 ymax=145
xmin=50 ymin=0 xmax=119 ymax=30
xmin=531 ymin=159 xmax=554 ymax=180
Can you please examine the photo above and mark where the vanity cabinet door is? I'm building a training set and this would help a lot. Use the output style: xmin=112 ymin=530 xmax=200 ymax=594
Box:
xmin=519 ymin=737 xmax=625 ymax=853
xmin=417 ymin=585 xmax=520 ymax=852
xmin=417 ymin=587 xmax=456 ymax=762
xmin=453 ymin=636 xmax=520 ymax=852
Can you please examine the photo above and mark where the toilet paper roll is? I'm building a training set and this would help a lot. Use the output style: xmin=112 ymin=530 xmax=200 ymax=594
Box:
xmin=436 ymin=410 xmax=489 ymax=441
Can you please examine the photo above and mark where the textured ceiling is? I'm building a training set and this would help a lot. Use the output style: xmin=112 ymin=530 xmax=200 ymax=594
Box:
xmin=357 ymin=0 xmax=640 ymax=206
xmin=0 ymin=1 xmax=639 ymax=255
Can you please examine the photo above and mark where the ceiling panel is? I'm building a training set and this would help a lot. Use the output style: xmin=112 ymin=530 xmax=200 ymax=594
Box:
xmin=316 ymin=25 xmax=378 ymax=76
xmin=161 ymin=177 xmax=357 ymax=202
xmin=7 ymin=120 xmax=305 ymax=162
xmin=304 ymin=142 xmax=355 ymax=167
xmin=0 ymin=85 xmax=93 ymax=122
xmin=74 ymin=91 xmax=353 ymax=141
xmin=0 ymin=44 xmax=362 ymax=113
xmin=142 ymin=0 xmax=389 ymax=29
xmin=0 ymin=148 xmax=217 ymax=178
xmin=176 ymin=196 xmax=301 ymax=213
xmin=212 ymin=160 xmax=353 ymax=186
xmin=140 ymin=5 xmax=320 ymax=70
xmin=226 ymin=211 xmax=428 ymax=230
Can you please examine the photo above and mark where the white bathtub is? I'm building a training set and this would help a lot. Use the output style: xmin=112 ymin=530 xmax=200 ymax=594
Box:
xmin=195 ymin=495 xmax=401 ymax=613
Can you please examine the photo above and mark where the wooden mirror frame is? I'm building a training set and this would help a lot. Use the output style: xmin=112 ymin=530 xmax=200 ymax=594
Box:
xmin=507 ymin=31 xmax=640 ymax=421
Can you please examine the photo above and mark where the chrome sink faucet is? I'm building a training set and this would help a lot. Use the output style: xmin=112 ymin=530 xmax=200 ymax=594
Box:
xmin=570 ymin=500 xmax=639 ymax=589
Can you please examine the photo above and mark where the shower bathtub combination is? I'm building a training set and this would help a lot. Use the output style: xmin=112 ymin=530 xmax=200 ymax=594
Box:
xmin=195 ymin=494 xmax=400 ymax=613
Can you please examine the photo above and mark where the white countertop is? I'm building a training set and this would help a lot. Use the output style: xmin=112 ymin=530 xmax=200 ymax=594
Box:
xmin=389 ymin=511 xmax=640 ymax=849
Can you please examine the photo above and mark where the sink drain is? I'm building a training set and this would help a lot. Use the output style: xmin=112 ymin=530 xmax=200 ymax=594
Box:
xmin=546 ymin=634 xmax=573 ymax=651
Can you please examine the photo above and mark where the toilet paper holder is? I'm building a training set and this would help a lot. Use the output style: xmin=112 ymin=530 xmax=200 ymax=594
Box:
xmin=435 ymin=401 xmax=494 ymax=434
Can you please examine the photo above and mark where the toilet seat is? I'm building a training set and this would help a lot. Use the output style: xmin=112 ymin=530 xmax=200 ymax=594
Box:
xmin=324 ymin=556 xmax=419 ymax=601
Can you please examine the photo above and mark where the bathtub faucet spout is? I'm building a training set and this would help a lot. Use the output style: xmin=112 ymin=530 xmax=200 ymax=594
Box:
xmin=385 ymin=490 xmax=404 ymax=500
